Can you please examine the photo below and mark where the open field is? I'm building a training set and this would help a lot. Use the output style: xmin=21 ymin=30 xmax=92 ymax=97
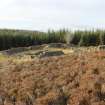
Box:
xmin=0 ymin=44 xmax=105 ymax=105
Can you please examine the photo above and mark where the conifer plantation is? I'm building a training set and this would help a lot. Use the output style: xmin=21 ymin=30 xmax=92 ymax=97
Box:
xmin=0 ymin=29 xmax=105 ymax=50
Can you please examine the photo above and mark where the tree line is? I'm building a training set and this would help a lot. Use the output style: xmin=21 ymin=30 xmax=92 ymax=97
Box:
xmin=0 ymin=29 xmax=66 ymax=50
xmin=0 ymin=29 xmax=105 ymax=50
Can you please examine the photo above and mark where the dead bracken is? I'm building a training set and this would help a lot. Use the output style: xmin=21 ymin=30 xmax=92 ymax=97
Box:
xmin=0 ymin=51 xmax=105 ymax=105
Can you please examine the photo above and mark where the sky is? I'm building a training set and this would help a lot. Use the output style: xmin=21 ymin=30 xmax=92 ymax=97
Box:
xmin=0 ymin=0 xmax=105 ymax=31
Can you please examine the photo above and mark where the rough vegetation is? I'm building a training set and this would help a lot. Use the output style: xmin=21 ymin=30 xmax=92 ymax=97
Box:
xmin=0 ymin=46 xmax=105 ymax=105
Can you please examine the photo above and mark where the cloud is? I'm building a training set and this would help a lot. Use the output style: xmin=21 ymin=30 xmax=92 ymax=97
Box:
xmin=0 ymin=0 xmax=104 ymax=31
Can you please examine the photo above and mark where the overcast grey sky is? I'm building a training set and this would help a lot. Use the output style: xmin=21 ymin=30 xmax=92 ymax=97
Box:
xmin=0 ymin=0 xmax=105 ymax=31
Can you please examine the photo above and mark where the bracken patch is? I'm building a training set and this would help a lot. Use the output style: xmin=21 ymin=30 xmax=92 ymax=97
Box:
xmin=0 ymin=51 xmax=105 ymax=105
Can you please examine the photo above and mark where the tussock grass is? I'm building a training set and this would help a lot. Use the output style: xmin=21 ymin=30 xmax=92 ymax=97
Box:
xmin=0 ymin=53 xmax=7 ymax=61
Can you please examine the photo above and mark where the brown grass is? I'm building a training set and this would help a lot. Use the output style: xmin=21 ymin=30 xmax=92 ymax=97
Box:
xmin=0 ymin=51 xmax=105 ymax=104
